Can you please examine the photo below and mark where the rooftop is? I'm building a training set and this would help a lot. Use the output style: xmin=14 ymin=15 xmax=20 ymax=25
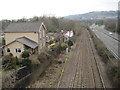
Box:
xmin=4 ymin=21 xmax=43 ymax=33
xmin=16 ymin=37 xmax=38 ymax=49
xmin=5 ymin=37 xmax=38 ymax=49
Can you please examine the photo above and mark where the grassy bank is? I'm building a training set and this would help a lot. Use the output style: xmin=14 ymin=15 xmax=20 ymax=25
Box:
xmin=89 ymin=29 xmax=120 ymax=88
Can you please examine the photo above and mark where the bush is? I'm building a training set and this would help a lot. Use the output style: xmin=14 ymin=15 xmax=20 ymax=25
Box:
xmin=21 ymin=50 xmax=30 ymax=59
xmin=15 ymin=56 xmax=21 ymax=65
xmin=90 ymin=31 xmax=109 ymax=64
xmin=107 ymin=66 xmax=120 ymax=87
xmin=20 ymin=59 xmax=31 ymax=66
xmin=51 ymin=44 xmax=61 ymax=55
xmin=38 ymin=52 xmax=53 ymax=63
xmin=50 ymin=43 xmax=68 ymax=57
xmin=60 ymin=42 xmax=67 ymax=51
xmin=2 ymin=55 xmax=17 ymax=70
xmin=38 ymin=42 xmax=68 ymax=63
xmin=97 ymin=48 xmax=108 ymax=63
xmin=2 ymin=38 xmax=6 ymax=46
xmin=2 ymin=54 xmax=31 ymax=70
xmin=68 ymin=40 xmax=73 ymax=47
xmin=61 ymin=42 xmax=66 ymax=47
xmin=9 ymin=53 xmax=13 ymax=56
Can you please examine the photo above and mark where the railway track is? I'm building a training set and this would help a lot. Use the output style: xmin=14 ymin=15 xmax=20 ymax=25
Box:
xmin=58 ymin=30 xmax=106 ymax=88
xmin=87 ymin=30 xmax=105 ymax=88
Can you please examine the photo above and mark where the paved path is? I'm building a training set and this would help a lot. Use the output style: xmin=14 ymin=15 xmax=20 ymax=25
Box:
xmin=58 ymin=29 xmax=104 ymax=88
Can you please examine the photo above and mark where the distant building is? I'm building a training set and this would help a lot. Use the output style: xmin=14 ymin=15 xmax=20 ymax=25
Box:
xmin=63 ymin=31 xmax=74 ymax=42
xmin=3 ymin=21 xmax=47 ymax=57
xmin=64 ymin=31 xmax=73 ymax=37
xmin=55 ymin=30 xmax=74 ymax=42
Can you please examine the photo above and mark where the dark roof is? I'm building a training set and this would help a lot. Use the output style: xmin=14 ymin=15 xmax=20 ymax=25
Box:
xmin=5 ymin=37 xmax=38 ymax=49
xmin=16 ymin=37 xmax=38 ymax=48
xmin=4 ymin=21 xmax=44 ymax=33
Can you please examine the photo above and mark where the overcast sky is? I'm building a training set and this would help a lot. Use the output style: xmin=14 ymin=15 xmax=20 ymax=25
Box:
xmin=0 ymin=0 xmax=119 ymax=20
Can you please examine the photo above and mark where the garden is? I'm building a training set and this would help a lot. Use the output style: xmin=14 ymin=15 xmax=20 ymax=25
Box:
xmin=2 ymin=50 xmax=31 ymax=71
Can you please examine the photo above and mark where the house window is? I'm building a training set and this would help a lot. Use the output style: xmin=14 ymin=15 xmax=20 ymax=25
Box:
xmin=16 ymin=48 xmax=21 ymax=53
xmin=7 ymin=48 xmax=10 ymax=52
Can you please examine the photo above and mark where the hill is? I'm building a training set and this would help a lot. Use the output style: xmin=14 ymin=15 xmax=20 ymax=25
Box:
xmin=64 ymin=11 xmax=117 ymax=20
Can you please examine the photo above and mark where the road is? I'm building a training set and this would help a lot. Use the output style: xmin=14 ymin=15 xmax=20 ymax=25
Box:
xmin=57 ymin=30 xmax=105 ymax=88
xmin=91 ymin=26 xmax=119 ymax=60
xmin=97 ymin=26 xmax=119 ymax=41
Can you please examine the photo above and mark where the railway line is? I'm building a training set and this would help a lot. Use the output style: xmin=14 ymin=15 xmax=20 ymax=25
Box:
xmin=57 ymin=29 xmax=105 ymax=88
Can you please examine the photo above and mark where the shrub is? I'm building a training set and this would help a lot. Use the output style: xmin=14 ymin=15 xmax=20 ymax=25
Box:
xmin=51 ymin=44 xmax=61 ymax=55
xmin=9 ymin=53 xmax=13 ymax=56
xmin=107 ymin=66 xmax=120 ymax=87
xmin=15 ymin=56 xmax=20 ymax=65
xmin=61 ymin=42 xmax=66 ymax=47
xmin=90 ymin=31 xmax=109 ymax=64
xmin=2 ymin=55 xmax=16 ymax=70
xmin=2 ymin=55 xmax=25 ymax=70
xmin=21 ymin=50 xmax=30 ymax=59
xmin=68 ymin=40 xmax=73 ymax=47
xmin=20 ymin=59 xmax=31 ymax=66
xmin=60 ymin=42 xmax=67 ymax=51
xmin=38 ymin=52 xmax=53 ymax=63
xmin=2 ymin=38 xmax=5 ymax=46
xmin=50 ymin=42 xmax=67 ymax=57
xmin=97 ymin=48 xmax=108 ymax=63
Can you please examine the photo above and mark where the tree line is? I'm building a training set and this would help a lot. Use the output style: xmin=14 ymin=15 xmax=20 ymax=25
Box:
xmin=1 ymin=16 xmax=89 ymax=35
